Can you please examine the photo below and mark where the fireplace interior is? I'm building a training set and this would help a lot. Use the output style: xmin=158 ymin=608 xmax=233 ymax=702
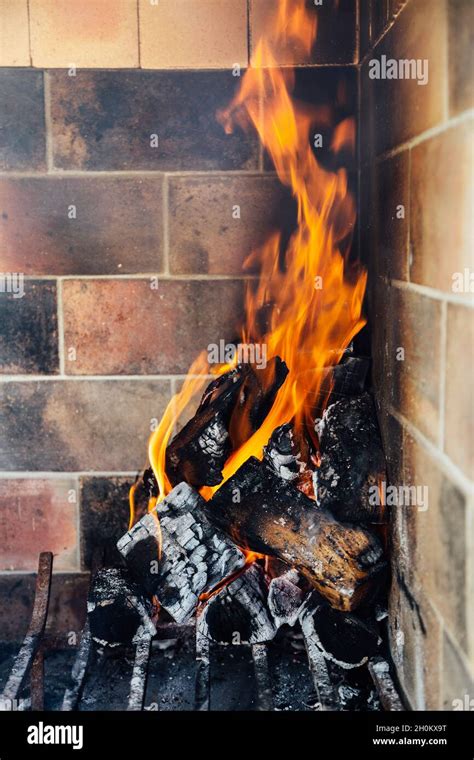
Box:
xmin=0 ymin=0 xmax=472 ymax=714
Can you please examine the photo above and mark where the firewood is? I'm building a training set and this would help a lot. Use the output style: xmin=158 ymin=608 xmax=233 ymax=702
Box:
xmin=228 ymin=357 xmax=289 ymax=449
xmin=197 ymin=563 xmax=276 ymax=645
xmin=205 ymin=457 xmax=386 ymax=612
xmin=267 ymin=569 xmax=306 ymax=628
xmin=314 ymin=393 xmax=387 ymax=523
xmin=166 ymin=365 xmax=245 ymax=488
xmin=118 ymin=482 xmax=246 ymax=623
xmin=264 ymin=421 xmax=316 ymax=498
xmin=299 ymin=592 xmax=381 ymax=669
xmin=87 ymin=568 xmax=156 ymax=648
xmin=330 ymin=355 xmax=370 ymax=402
xmin=264 ymin=423 xmax=301 ymax=482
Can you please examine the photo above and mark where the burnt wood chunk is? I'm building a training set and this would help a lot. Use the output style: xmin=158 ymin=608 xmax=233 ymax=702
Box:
xmin=205 ymin=457 xmax=386 ymax=612
xmin=268 ymin=570 xmax=306 ymax=628
xmin=198 ymin=564 xmax=276 ymax=645
xmin=264 ymin=423 xmax=301 ymax=482
xmin=229 ymin=357 xmax=289 ymax=449
xmin=330 ymin=356 xmax=370 ymax=401
xmin=299 ymin=593 xmax=381 ymax=669
xmin=87 ymin=568 xmax=155 ymax=648
xmin=166 ymin=366 xmax=245 ymax=488
xmin=314 ymin=393 xmax=387 ymax=524
xmin=118 ymin=482 xmax=246 ymax=623
xmin=264 ymin=422 xmax=316 ymax=498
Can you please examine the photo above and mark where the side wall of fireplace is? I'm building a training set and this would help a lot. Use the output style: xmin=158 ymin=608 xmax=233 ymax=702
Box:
xmin=359 ymin=0 xmax=474 ymax=709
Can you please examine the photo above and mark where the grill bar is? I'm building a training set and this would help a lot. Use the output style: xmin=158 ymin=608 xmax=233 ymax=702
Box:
xmin=195 ymin=624 xmax=211 ymax=711
xmin=251 ymin=643 xmax=274 ymax=711
xmin=301 ymin=618 xmax=336 ymax=710
xmin=128 ymin=636 xmax=152 ymax=711
xmin=1 ymin=552 xmax=53 ymax=703
xmin=62 ymin=623 xmax=92 ymax=711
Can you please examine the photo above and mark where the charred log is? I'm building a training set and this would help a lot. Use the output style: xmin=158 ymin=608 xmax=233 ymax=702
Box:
xmin=229 ymin=357 xmax=289 ymax=449
xmin=165 ymin=366 xmax=245 ymax=488
xmin=299 ymin=592 xmax=381 ymax=669
xmin=330 ymin=356 xmax=370 ymax=400
xmin=314 ymin=393 xmax=387 ymax=524
xmin=205 ymin=457 xmax=386 ymax=612
xmin=118 ymin=482 xmax=246 ymax=623
xmin=87 ymin=568 xmax=155 ymax=648
xmin=264 ymin=423 xmax=301 ymax=482
xmin=264 ymin=422 xmax=316 ymax=498
xmin=268 ymin=569 xmax=306 ymax=628
xmin=198 ymin=564 xmax=276 ymax=645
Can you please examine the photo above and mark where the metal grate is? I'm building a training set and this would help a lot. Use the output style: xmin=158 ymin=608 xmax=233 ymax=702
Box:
xmin=1 ymin=553 xmax=404 ymax=713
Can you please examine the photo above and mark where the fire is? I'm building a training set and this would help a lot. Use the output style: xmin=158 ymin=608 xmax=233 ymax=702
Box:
xmin=133 ymin=0 xmax=367 ymax=520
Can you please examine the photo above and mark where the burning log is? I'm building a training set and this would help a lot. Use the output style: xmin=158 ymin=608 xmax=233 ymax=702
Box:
xmin=118 ymin=482 xmax=246 ymax=623
xmin=165 ymin=365 xmax=245 ymax=488
xmin=197 ymin=564 xmax=276 ymax=645
xmin=267 ymin=569 xmax=306 ymax=628
xmin=205 ymin=457 xmax=386 ymax=612
xmin=299 ymin=592 xmax=381 ymax=669
xmin=264 ymin=423 xmax=302 ymax=482
xmin=165 ymin=358 xmax=288 ymax=489
xmin=314 ymin=393 xmax=387 ymax=524
xmin=329 ymin=355 xmax=370 ymax=402
xmin=87 ymin=568 xmax=156 ymax=648
xmin=264 ymin=422 xmax=316 ymax=498
xmin=229 ymin=357 xmax=289 ymax=449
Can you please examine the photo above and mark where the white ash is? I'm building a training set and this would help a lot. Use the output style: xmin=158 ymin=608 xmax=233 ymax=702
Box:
xmin=119 ymin=482 xmax=246 ymax=625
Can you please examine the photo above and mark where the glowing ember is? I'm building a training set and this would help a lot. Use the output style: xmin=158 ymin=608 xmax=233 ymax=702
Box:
xmin=131 ymin=0 xmax=367 ymax=521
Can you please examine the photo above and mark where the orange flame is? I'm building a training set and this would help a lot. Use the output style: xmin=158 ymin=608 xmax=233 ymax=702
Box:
xmin=130 ymin=0 xmax=367 ymax=522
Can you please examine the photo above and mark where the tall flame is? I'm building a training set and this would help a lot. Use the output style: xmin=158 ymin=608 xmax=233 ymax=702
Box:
xmin=136 ymin=0 xmax=367 ymax=517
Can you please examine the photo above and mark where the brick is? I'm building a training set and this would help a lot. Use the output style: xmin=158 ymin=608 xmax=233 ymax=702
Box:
xmin=29 ymin=0 xmax=138 ymax=68
xmin=410 ymin=122 xmax=474 ymax=292
xmin=0 ymin=572 xmax=89 ymax=642
xmin=0 ymin=177 xmax=164 ymax=276
xmin=250 ymin=0 xmax=356 ymax=65
xmin=0 ymin=281 xmax=59 ymax=374
xmin=468 ymin=502 xmax=474 ymax=667
xmin=62 ymin=279 xmax=245 ymax=375
xmin=169 ymin=175 xmax=293 ymax=275
xmin=374 ymin=151 xmax=410 ymax=281
xmin=442 ymin=631 xmax=474 ymax=709
xmin=140 ymin=0 xmax=248 ymax=70
xmin=0 ymin=0 xmax=30 ymax=66
xmin=445 ymin=303 xmax=474 ymax=477
xmin=0 ymin=379 xmax=171 ymax=471
xmin=370 ymin=278 xmax=393 ymax=410
xmin=358 ymin=162 xmax=376 ymax=280
xmin=389 ymin=287 xmax=442 ymax=443
xmin=359 ymin=58 xmax=377 ymax=166
xmin=389 ymin=580 xmax=443 ymax=709
xmin=80 ymin=477 xmax=132 ymax=570
xmin=0 ymin=478 xmax=78 ymax=571
xmin=0 ymin=70 xmax=45 ymax=171
xmin=448 ymin=0 xmax=474 ymax=116
xmin=403 ymin=433 xmax=468 ymax=653
xmin=49 ymin=70 xmax=258 ymax=171
xmin=360 ymin=0 xmax=447 ymax=158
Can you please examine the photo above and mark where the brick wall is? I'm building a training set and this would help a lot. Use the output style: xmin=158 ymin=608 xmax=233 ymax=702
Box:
xmin=0 ymin=1 xmax=357 ymax=639
xmin=359 ymin=0 xmax=474 ymax=708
